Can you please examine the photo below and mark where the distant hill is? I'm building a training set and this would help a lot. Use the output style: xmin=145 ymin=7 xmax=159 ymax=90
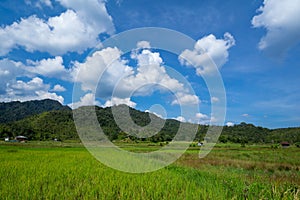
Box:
xmin=0 ymin=103 xmax=183 ymax=142
xmin=0 ymin=99 xmax=299 ymax=144
xmin=0 ymin=99 xmax=71 ymax=124
xmin=5 ymin=110 xmax=77 ymax=141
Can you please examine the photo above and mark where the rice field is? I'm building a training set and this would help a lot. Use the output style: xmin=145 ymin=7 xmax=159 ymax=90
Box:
xmin=0 ymin=142 xmax=299 ymax=199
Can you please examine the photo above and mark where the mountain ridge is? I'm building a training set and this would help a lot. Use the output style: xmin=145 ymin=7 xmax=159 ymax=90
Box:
xmin=0 ymin=99 xmax=71 ymax=124
xmin=0 ymin=99 xmax=299 ymax=144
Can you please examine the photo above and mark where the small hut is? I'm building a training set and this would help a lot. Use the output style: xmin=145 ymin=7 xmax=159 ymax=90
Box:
xmin=197 ymin=142 xmax=204 ymax=147
xmin=15 ymin=136 xmax=28 ymax=142
xmin=280 ymin=141 xmax=290 ymax=148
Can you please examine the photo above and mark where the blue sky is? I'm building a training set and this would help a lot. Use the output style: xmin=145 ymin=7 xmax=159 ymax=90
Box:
xmin=0 ymin=0 xmax=300 ymax=128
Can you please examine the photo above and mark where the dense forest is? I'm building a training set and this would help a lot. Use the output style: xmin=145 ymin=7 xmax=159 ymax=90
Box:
xmin=0 ymin=99 xmax=299 ymax=144
xmin=0 ymin=99 xmax=70 ymax=124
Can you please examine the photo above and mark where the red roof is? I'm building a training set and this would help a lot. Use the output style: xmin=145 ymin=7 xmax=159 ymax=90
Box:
xmin=280 ymin=141 xmax=290 ymax=145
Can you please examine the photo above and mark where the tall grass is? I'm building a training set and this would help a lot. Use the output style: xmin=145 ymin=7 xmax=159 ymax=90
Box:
xmin=0 ymin=144 xmax=299 ymax=199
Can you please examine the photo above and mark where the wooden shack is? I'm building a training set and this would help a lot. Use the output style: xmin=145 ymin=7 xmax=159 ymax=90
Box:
xmin=280 ymin=141 xmax=290 ymax=148
xmin=15 ymin=136 xmax=28 ymax=142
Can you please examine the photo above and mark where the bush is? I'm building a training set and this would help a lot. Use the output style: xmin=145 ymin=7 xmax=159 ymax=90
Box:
xmin=271 ymin=144 xmax=280 ymax=149
xmin=189 ymin=143 xmax=196 ymax=147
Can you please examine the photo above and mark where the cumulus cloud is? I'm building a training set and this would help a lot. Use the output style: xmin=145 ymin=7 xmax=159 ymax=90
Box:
xmin=37 ymin=0 xmax=53 ymax=8
xmin=171 ymin=92 xmax=200 ymax=105
xmin=52 ymin=84 xmax=66 ymax=92
xmin=179 ymin=33 xmax=235 ymax=75
xmin=145 ymin=110 xmax=164 ymax=119
xmin=252 ymin=0 xmax=300 ymax=57
xmin=136 ymin=41 xmax=151 ymax=49
xmin=73 ymin=43 xmax=200 ymax=107
xmin=0 ymin=0 xmax=114 ymax=56
xmin=2 ymin=77 xmax=64 ymax=103
xmin=104 ymin=97 xmax=136 ymax=108
xmin=26 ymin=56 xmax=69 ymax=79
xmin=195 ymin=112 xmax=217 ymax=124
xmin=122 ymin=49 xmax=186 ymax=96
xmin=174 ymin=116 xmax=186 ymax=122
xmin=136 ymin=49 xmax=163 ymax=66
xmin=71 ymin=47 xmax=130 ymax=93
xmin=0 ymin=69 xmax=9 ymax=76
xmin=0 ymin=0 xmax=116 ymax=104
xmin=226 ymin=122 xmax=234 ymax=127
xmin=211 ymin=96 xmax=219 ymax=103
xmin=25 ymin=0 xmax=53 ymax=8
xmin=0 ymin=59 xmax=28 ymax=94
xmin=69 ymin=93 xmax=101 ymax=109
xmin=195 ymin=112 xmax=208 ymax=119
xmin=0 ymin=59 xmax=64 ymax=103
xmin=41 ymin=0 xmax=52 ymax=7
xmin=35 ymin=91 xmax=64 ymax=103
xmin=57 ymin=0 xmax=115 ymax=34
xmin=0 ymin=56 xmax=72 ymax=104
xmin=113 ymin=48 xmax=199 ymax=105
xmin=9 ymin=77 xmax=45 ymax=92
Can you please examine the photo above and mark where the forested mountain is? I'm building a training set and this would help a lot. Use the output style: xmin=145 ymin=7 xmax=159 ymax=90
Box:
xmin=0 ymin=99 xmax=299 ymax=144
xmin=0 ymin=110 xmax=77 ymax=141
xmin=0 ymin=99 xmax=70 ymax=124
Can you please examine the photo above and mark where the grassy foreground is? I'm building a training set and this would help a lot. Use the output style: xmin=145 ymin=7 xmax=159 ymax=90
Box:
xmin=0 ymin=142 xmax=299 ymax=199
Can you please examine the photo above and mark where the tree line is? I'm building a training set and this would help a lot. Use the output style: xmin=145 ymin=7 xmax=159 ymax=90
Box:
xmin=0 ymin=99 xmax=299 ymax=144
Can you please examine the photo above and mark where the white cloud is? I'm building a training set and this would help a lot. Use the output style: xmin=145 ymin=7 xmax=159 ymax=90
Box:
xmin=252 ymin=0 xmax=300 ymax=56
xmin=136 ymin=41 xmax=151 ymax=49
xmin=52 ymin=84 xmax=66 ymax=92
xmin=0 ymin=59 xmax=28 ymax=95
xmin=2 ymin=77 xmax=64 ymax=104
xmin=35 ymin=91 xmax=64 ymax=103
xmin=174 ymin=116 xmax=186 ymax=122
xmin=242 ymin=113 xmax=249 ymax=117
xmin=0 ymin=10 xmax=87 ymax=55
xmin=195 ymin=112 xmax=208 ymax=119
xmin=122 ymin=49 xmax=186 ymax=96
xmin=41 ymin=0 xmax=52 ymax=7
xmin=72 ymin=47 xmax=130 ymax=93
xmin=210 ymin=116 xmax=218 ymax=123
xmin=145 ymin=104 xmax=167 ymax=119
xmin=145 ymin=110 xmax=163 ymax=119
xmin=195 ymin=112 xmax=217 ymax=124
xmin=0 ymin=0 xmax=116 ymax=103
xmin=57 ymin=0 xmax=115 ymax=34
xmin=179 ymin=32 xmax=235 ymax=75
xmin=171 ymin=92 xmax=200 ymax=105
xmin=69 ymin=93 xmax=101 ymax=109
xmin=136 ymin=49 xmax=163 ymax=66
xmin=26 ymin=56 xmax=69 ymax=79
xmin=0 ymin=69 xmax=9 ymax=76
xmin=211 ymin=96 xmax=219 ymax=103
xmin=25 ymin=0 xmax=53 ymax=8
xmin=0 ymin=0 xmax=114 ymax=56
xmin=226 ymin=122 xmax=234 ymax=127
xmin=35 ymin=0 xmax=53 ymax=8
xmin=9 ymin=77 xmax=45 ymax=91
xmin=104 ymin=97 xmax=136 ymax=108
xmin=0 ymin=57 xmax=70 ymax=103
xmin=72 ymin=46 xmax=198 ymax=108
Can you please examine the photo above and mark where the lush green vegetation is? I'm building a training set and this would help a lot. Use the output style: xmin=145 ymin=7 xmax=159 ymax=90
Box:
xmin=0 ymin=142 xmax=299 ymax=199
xmin=0 ymin=99 xmax=70 ymax=124
xmin=0 ymin=99 xmax=300 ymax=144
xmin=1 ymin=110 xmax=78 ymax=141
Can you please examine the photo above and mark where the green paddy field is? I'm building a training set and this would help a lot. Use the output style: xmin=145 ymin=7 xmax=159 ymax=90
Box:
xmin=0 ymin=142 xmax=299 ymax=200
